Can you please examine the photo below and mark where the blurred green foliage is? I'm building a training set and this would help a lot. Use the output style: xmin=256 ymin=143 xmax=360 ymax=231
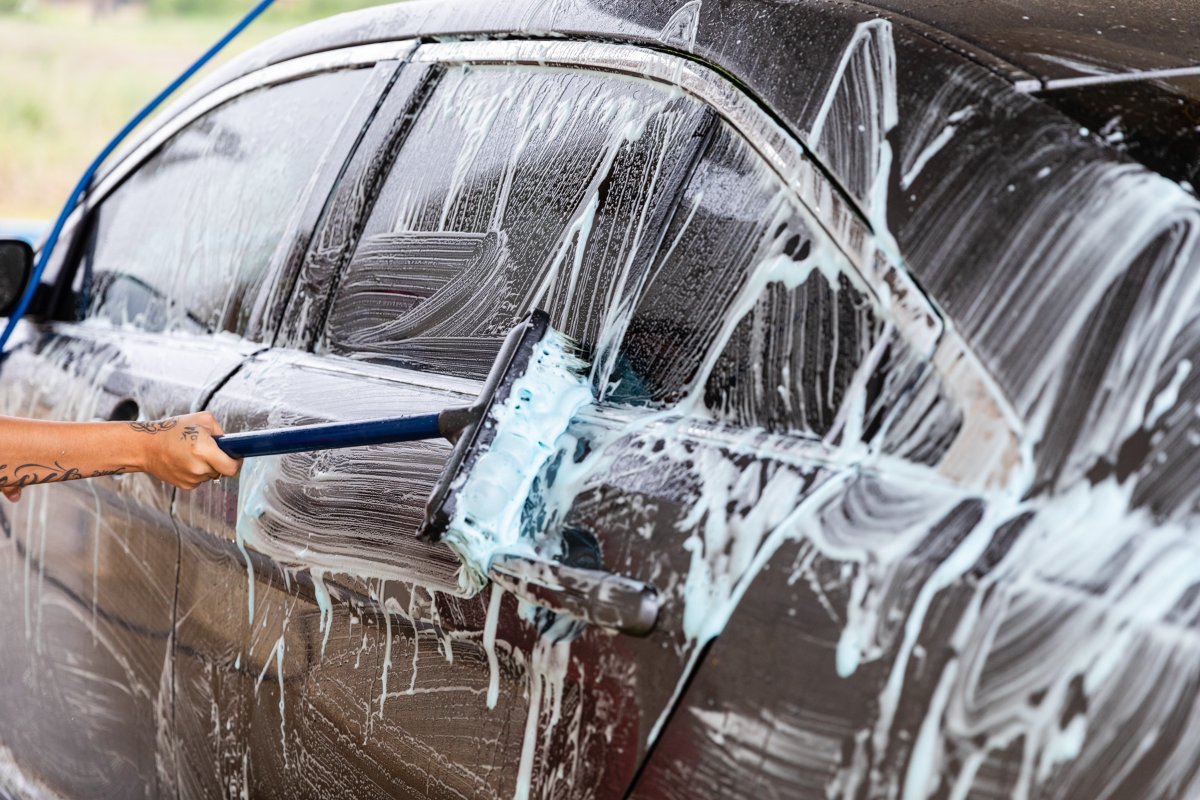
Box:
xmin=0 ymin=1 xmax=392 ymax=215
xmin=0 ymin=1 xmax=391 ymax=21
xmin=147 ymin=0 xmax=387 ymax=20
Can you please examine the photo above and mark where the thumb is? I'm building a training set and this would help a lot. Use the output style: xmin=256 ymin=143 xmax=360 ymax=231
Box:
xmin=198 ymin=412 xmax=226 ymax=437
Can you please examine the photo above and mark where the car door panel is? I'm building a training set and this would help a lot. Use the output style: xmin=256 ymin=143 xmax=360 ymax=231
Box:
xmin=173 ymin=348 xmax=844 ymax=799
xmin=0 ymin=325 xmax=255 ymax=798
xmin=628 ymin=469 xmax=981 ymax=799
xmin=172 ymin=352 xmax=512 ymax=798
xmin=167 ymin=56 xmax=732 ymax=798
xmin=0 ymin=55 xmax=388 ymax=797
xmin=179 ymin=352 xmax=469 ymax=593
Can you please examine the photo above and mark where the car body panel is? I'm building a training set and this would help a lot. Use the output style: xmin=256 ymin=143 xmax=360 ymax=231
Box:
xmin=156 ymin=28 xmax=1023 ymax=797
xmin=0 ymin=324 xmax=257 ymax=796
xmin=172 ymin=352 xmax=475 ymax=798
xmin=1032 ymin=74 xmax=1200 ymax=190
xmin=167 ymin=48 xmax=838 ymax=798
xmin=864 ymin=0 xmax=1200 ymax=86
xmin=629 ymin=473 xmax=985 ymax=799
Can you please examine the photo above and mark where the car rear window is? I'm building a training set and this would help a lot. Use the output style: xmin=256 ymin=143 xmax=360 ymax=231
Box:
xmin=610 ymin=123 xmax=963 ymax=460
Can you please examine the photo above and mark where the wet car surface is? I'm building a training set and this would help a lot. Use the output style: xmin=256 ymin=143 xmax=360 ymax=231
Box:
xmin=0 ymin=1 xmax=1198 ymax=798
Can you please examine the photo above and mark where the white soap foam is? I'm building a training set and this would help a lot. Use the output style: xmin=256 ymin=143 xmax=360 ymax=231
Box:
xmin=443 ymin=328 xmax=594 ymax=593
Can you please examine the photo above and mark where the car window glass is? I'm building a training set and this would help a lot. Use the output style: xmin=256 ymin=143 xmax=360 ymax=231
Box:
xmin=81 ymin=69 xmax=370 ymax=338
xmin=612 ymin=124 xmax=962 ymax=463
xmin=322 ymin=65 xmax=711 ymax=378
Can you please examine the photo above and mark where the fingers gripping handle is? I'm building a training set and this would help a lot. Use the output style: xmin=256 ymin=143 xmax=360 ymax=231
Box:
xmin=214 ymin=413 xmax=444 ymax=459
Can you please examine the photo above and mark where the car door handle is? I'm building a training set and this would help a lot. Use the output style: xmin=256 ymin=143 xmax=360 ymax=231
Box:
xmin=106 ymin=398 xmax=140 ymax=422
xmin=487 ymin=551 xmax=660 ymax=637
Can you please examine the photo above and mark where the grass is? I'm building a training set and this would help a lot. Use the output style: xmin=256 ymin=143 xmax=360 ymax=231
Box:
xmin=0 ymin=3 xmax=386 ymax=218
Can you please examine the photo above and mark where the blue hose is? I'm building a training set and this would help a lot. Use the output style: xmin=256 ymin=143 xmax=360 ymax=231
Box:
xmin=0 ymin=0 xmax=275 ymax=354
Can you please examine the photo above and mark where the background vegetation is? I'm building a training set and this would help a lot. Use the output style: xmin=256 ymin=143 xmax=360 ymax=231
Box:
xmin=0 ymin=0 xmax=389 ymax=218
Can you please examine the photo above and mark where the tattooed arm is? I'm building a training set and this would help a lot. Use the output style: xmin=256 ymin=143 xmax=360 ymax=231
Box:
xmin=0 ymin=411 xmax=241 ymax=502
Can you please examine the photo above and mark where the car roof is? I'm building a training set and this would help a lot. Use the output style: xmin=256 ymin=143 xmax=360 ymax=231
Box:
xmin=163 ymin=0 xmax=1195 ymax=230
xmin=862 ymin=0 xmax=1200 ymax=87
xmin=215 ymin=0 xmax=1200 ymax=92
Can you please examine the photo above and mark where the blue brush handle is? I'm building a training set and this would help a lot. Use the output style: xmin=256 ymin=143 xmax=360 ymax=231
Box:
xmin=214 ymin=413 xmax=443 ymax=459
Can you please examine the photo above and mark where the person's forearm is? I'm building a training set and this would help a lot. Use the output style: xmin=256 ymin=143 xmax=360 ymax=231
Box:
xmin=0 ymin=416 xmax=172 ymax=487
xmin=0 ymin=412 xmax=237 ymax=501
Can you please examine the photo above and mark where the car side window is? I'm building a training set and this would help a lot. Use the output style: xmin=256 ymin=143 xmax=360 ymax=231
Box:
xmin=320 ymin=65 xmax=712 ymax=378
xmin=613 ymin=124 xmax=963 ymax=464
xmin=80 ymin=69 xmax=371 ymax=338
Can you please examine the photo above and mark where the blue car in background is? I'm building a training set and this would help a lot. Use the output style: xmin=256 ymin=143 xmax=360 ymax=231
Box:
xmin=0 ymin=220 xmax=45 ymax=247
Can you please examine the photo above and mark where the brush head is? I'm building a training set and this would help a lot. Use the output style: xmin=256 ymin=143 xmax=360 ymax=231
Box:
xmin=419 ymin=309 xmax=592 ymax=591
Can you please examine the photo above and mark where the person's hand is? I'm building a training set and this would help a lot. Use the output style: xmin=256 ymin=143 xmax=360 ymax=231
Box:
xmin=137 ymin=412 xmax=242 ymax=490
xmin=2 ymin=486 xmax=20 ymax=504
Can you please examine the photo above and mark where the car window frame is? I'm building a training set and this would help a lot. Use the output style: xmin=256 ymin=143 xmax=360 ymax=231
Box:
xmin=284 ymin=38 xmax=1026 ymax=491
xmin=315 ymin=62 xmax=719 ymax=381
xmin=41 ymin=42 xmax=415 ymax=344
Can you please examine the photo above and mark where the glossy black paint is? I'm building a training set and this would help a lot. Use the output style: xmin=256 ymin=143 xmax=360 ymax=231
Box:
xmin=1036 ymin=76 xmax=1200 ymax=190
xmin=866 ymin=0 xmax=1200 ymax=84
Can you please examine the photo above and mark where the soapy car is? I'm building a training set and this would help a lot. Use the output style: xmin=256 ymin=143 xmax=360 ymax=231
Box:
xmin=0 ymin=1 xmax=1197 ymax=797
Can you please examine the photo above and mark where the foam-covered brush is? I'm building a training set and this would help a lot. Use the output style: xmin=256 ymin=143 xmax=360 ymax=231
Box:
xmin=216 ymin=310 xmax=659 ymax=636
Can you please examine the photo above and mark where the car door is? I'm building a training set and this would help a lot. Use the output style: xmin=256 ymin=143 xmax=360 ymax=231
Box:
xmin=0 ymin=58 xmax=390 ymax=798
xmin=171 ymin=40 xmax=1016 ymax=800
xmin=171 ymin=54 xmax=713 ymax=798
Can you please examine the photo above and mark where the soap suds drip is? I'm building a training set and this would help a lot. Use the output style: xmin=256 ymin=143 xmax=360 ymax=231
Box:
xmin=310 ymin=568 xmax=333 ymax=658
xmin=513 ymin=632 xmax=572 ymax=800
xmin=236 ymin=458 xmax=277 ymax=624
xmin=379 ymin=589 xmax=397 ymax=718
xmin=484 ymin=582 xmax=504 ymax=710
xmin=253 ymin=632 xmax=287 ymax=768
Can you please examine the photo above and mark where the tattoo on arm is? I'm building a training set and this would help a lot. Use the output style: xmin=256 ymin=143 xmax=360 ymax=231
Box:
xmin=130 ymin=420 xmax=178 ymax=434
xmin=0 ymin=462 xmax=84 ymax=488
xmin=1 ymin=418 xmax=171 ymax=488
xmin=180 ymin=425 xmax=200 ymax=442
xmin=90 ymin=468 xmax=128 ymax=478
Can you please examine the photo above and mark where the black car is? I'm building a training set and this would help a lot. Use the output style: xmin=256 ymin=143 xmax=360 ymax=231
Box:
xmin=0 ymin=1 xmax=1198 ymax=797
